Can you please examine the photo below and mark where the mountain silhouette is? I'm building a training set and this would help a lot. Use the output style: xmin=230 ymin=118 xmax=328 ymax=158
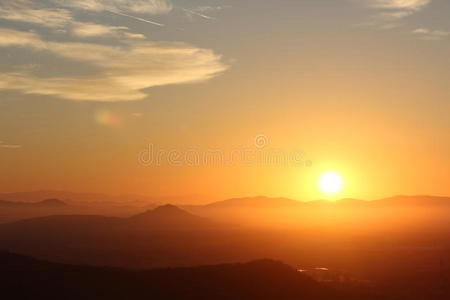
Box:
xmin=0 ymin=251 xmax=356 ymax=300
xmin=0 ymin=190 xmax=214 ymax=206
xmin=205 ymin=196 xmax=303 ymax=208
xmin=374 ymin=195 xmax=450 ymax=206
xmin=0 ymin=198 xmax=67 ymax=207
xmin=197 ymin=195 xmax=450 ymax=209
xmin=0 ymin=205 xmax=215 ymax=235
xmin=126 ymin=204 xmax=216 ymax=229
xmin=0 ymin=205 xmax=222 ymax=267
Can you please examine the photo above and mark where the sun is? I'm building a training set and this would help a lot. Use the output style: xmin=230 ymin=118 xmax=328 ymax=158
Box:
xmin=318 ymin=172 xmax=343 ymax=194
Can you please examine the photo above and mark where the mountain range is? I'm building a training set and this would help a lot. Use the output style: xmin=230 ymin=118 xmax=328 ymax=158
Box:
xmin=0 ymin=199 xmax=448 ymax=299
xmin=0 ymin=198 xmax=67 ymax=207
xmin=198 ymin=195 xmax=450 ymax=208
xmin=0 ymin=204 xmax=216 ymax=234
xmin=0 ymin=190 xmax=214 ymax=206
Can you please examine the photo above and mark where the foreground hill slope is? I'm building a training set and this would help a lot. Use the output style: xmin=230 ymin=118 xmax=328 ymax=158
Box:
xmin=0 ymin=251 xmax=357 ymax=300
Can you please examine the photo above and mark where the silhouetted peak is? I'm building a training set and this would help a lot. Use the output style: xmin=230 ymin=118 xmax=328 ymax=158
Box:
xmin=129 ymin=204 xmax=207 ymax=221
xmin=153 ymin=204 xmax=185 ymax=213
xmin=126 ymin=204 xmax=215 ymax=229
xmin=132 ymin=204 xmax=190 ymax=218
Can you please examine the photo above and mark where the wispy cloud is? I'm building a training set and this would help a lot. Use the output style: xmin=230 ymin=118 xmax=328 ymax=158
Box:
xmin=63 ymin=0 xmax=171 ymax=26
xmin=71 ymin=22 xmax=145 ymax=39
xmin=0 ymin=141 xmax=22 ymax=149
xmin=412 ymin=27 xmax=450 ymax=40
xmin=0 ymin=1 xmax=72 ymax=28
xmin=59 ymin=0 xmax=173 ymax=15
xmin=0 ymin=29 xmax=228 ymax=101
xmin=0 ymin=0 xmax=170 ymax=29
xmin=359 ymin=0 xmax=432 ymax=28
xmin=180 ymin=5 xmax=230 ymax=22
xmin=367 ymin=0 xmax=431 ymax=10
xmin=182 ymin=8 xmax=216 ymax=21
xmin=0 ymin=0 xmax=229 ymax=101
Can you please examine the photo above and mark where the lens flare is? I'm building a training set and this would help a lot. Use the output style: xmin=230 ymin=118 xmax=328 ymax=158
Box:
xmin=95 ymin=111 xmax=123 ymax=127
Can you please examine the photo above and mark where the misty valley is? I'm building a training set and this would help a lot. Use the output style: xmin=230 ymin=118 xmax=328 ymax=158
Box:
xmin=1 ymin=193 xmax=449 ymax=299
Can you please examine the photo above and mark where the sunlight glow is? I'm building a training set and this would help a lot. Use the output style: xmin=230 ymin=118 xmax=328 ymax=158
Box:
xmin=319 ymin=172 xmax=343 ymax=194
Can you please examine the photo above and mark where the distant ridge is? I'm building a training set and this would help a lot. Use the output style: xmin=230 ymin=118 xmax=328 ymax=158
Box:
xmin=0 ymin=198 xmax=67 ymax=207
xmin=0 ymin=204 xmax=215 ymax=232
xmin=200 ymin=195 xmax=450 ymax=208
xmin=374 ymin=195 xmax=450 ymax=206
xmin=205 ymin=196 xmax=303 ymax=208
xmin=0 ymin=190 xmax=214 ymax=206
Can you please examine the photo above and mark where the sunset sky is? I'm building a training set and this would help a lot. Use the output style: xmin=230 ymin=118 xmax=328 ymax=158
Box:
xmin=0 ymin=0 xmax=449 ymax=201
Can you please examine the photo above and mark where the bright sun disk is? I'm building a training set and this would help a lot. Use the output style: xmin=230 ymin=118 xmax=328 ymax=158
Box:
xmin=319 ymin=172 xmax=343 ymax=194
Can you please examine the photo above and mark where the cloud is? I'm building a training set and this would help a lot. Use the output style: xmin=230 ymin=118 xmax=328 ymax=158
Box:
xmin=59 ymin=0 xmax=173 ymax=15
xmin=181 ymin=5 xmax=231 ymax=22
xmin=0 ymin=29 xmax=44 ymax=47
xmin=413 ymin=28 xmax=429 ymax=33
xmin=0 ymin=0 xmax=170 ymax=29
xmin=71 ymin=22 xmax=145 ymax=39
xmin=106 ymin=9 xmax=165 ymax=27
xmin=0 ymin=1 xmax=73 ymax=28
xmin=0 ymin=141 xmax=22 ymax=149
xmin=182 ymin=8 xmax=216 ymax=21
xmin=360 ymin=0 xmax=432 ymax=27
xmin=412 ymin=27 xmax=450 ymax=40
xmin=0 ymin=0 xmax=228 ymax=101
xmin=367 ymin=0 xmax=431 ymax=10
xmin=0 ymin=29 xmax=228 ymax=101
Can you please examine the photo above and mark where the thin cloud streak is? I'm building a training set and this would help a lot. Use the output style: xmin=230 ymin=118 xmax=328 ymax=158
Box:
xmin=359 ymin=0 xmax=432 ymax=28
xmin=0 ymin=141 xmax=22 ymax=149
xmin=181 ymin=8 xmax=216 ymax=20
xmin=367 ymin=0 xmax=431 ymax=10
xmin=58 ymin=0 xmax=173 ymax=15
xmin=413 ymin=27 xmax=450 ymax=40
xmin=106 ymin=9 xmax=165 ymax=27
xmin=71 ymin=22 xmax=145 ymax=39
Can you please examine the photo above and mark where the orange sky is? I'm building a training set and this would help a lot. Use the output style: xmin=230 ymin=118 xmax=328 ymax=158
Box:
xmin=0 ymin=0 xmax=449 ymax=201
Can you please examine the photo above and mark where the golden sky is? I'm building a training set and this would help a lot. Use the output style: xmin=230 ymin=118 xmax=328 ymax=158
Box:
xmin=0 ymin=0 xmax=449 ymax=201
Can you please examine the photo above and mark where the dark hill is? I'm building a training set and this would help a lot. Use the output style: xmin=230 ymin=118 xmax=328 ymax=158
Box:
xmin=0 ymin=251 xmax=355 ymax=300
